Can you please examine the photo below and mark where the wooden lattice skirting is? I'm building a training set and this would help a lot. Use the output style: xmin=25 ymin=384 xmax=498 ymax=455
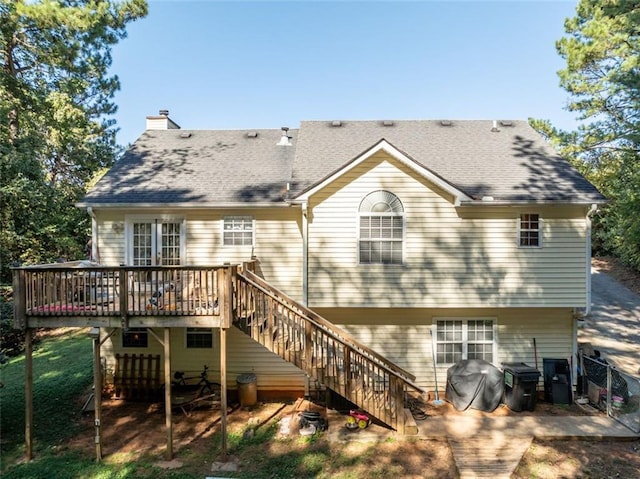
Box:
xmin=113 ymin=353 xmax=161 ymax=400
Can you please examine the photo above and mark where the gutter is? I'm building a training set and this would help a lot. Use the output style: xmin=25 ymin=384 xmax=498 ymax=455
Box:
xmin=75 ymin=202 xmax=292 ymax=209
xmin=458 ymin=199 xmax=607 ymax=207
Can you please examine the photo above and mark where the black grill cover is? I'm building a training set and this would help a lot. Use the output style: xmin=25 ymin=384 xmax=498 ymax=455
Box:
xmin=446 ymin=359 xmax=504 ymax=412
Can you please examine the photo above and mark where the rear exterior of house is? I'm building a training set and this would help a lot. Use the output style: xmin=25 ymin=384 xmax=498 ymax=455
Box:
xmin=77 ymin=112 xmax=605 ymax=397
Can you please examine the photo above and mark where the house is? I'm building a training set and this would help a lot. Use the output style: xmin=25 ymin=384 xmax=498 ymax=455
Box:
xmin=14 ymin=111 xmax=605 ymax=441
xmin=73 ymin=111 xmax=604 ymax=398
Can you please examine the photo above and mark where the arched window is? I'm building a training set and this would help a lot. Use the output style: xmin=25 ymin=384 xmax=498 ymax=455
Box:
xmin=358 ymin=190 xmax=404 ymax=264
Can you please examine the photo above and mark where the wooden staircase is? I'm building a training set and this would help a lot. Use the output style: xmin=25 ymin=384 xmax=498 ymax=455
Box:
xmin=232 ymin=268 xmax=425 ymax=432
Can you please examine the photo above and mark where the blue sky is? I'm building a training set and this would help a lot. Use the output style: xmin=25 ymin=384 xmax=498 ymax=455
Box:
xmin=110 ymin=0 xmax=579 ymax=147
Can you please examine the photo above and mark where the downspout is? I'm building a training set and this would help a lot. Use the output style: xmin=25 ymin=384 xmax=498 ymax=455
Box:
xmin=301 ymin=201 xmax=308 ymax=306
xmin=573 ymin=203 xmax=598 ymax=386
xmin=585 ymin=204 xmax=598 ymax=316
xmin=301 ymin=201 xmax=309 ymax=398
xmin=87 ymin=207 xmax=100 ymax=263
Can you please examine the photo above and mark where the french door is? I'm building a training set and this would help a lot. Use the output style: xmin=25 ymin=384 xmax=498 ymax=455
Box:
xmin=128 ymin=218 xmax=184 ymax=266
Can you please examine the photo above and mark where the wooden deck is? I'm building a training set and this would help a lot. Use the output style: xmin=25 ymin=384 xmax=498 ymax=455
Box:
xmin=12 ymin=263 xmax=224 ymax=328
xmin=13 ymin=260 xmax=425 ymax=433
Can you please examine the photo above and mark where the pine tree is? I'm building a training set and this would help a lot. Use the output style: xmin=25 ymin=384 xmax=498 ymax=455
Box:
xmin=0 ymin=0 xmax=147 ymax=281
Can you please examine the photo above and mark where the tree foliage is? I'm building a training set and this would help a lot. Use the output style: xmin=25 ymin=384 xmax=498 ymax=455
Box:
xmin=533 ymin=0 xmax=640 ymax=270
xmin=0 ymin=0 xmax=147 ymax=282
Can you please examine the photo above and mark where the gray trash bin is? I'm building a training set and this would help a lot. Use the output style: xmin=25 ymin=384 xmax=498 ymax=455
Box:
xmin=237 ymin=373 xmax=257 ymax=407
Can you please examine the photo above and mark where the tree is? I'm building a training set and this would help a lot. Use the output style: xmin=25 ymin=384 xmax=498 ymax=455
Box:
xmin=533 ymin=0 xmax=640 ymax=269
xmin=0 ymin=0 xmax=147 ymax=282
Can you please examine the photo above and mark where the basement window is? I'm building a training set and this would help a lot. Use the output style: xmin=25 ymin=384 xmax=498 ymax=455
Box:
xmin=434 ymin=319 xmax=495 ymax=365
xmin=122 ymin=328 xmax=148 ymax=348
xmin=186 ymin=328 xmax=213 ymax=349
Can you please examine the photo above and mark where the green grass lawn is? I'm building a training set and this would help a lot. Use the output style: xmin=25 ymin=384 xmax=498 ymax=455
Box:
xmin=0 ymin=329 xmax=94 ymax=472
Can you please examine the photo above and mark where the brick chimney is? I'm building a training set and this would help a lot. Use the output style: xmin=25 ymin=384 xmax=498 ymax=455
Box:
xmin=146 ymin=109 xmax=181 ymax=130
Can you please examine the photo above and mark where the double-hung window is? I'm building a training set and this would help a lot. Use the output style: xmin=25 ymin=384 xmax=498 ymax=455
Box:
xmin=519 ymin=213 xmax=541 ymax=247
xmin=223 ymin=216 xmax=254 ymax=246
xmin=358 ymin=190 xmax=404 ymax=264
xmin=434 ymin=319 xmax=495 ymax=365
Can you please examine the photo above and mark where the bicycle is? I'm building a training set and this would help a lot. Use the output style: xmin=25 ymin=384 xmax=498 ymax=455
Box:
xmin=171 ymin=365 xmax=221 ymax=398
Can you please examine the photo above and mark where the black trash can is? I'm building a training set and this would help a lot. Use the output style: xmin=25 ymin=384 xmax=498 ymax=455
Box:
xmin=502 ymin=362 xmax=541 ymax=412
xmin=543 ymin=358 xmax=572 ymax=404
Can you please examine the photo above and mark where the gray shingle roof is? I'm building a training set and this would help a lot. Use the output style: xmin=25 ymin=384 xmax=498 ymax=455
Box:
xmin=81 ymin=128 xmax=296 ymax=205
xmin=81 ymin=119 xmax=605 ymax=207
xmin=290 ymin=120 xmax=605 ymax=202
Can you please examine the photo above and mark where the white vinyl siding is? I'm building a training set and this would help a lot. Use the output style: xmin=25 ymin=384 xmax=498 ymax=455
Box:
xmin=307 ymin=152 xmax=590 ymax=308
xmin=320 ymin=306 xmax=573 ymax=393
xmin=186 ymin=209 xmax=303 ymax=300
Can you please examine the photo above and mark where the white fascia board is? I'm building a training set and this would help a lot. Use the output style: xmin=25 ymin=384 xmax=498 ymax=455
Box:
xmin=293 ymin=139 xmax=472 ymax=204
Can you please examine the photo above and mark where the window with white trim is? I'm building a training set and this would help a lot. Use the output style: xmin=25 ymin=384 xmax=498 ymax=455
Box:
xmin=186 ymin=328 xmax=213 ymax=349
xmin=358 ymin=190 xmax=404 ymax=264
xmin=434 ymin=319 xmax=495 ymax=365
xmin=223 ymin=216 xmax=254 ymax=246
xmin=518 ymin=213 xmax=541 ymax=247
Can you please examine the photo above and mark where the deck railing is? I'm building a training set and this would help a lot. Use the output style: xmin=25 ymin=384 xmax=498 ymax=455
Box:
xmin=12 ymin=262 xmax=225 ymax=327
xmin=233 ymin=268 xmax=425 ymax=432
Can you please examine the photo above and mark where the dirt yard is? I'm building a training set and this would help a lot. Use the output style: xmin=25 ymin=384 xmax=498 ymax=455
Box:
xmin=61 ymin=393 xmax=639 ymax=478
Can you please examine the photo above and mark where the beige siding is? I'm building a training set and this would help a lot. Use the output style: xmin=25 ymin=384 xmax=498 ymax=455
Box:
xmin=307 ymin=153 xmax=589 ymax=308
xmin=94 ymin=210 xmax=126 ymax=265
xmin=317 ymin=307 xmax=574 ymax=393
xmin=93 ymin=208 xmax=303 ymax=300
xmin=101 ymin=327 xmax=305 ymax=392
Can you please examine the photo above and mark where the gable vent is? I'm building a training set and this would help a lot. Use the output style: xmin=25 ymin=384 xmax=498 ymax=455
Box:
xmin=246 ymin=131 xmax=258 ymax=138
xmin=382 ymin=120 xmax=394 ymax=126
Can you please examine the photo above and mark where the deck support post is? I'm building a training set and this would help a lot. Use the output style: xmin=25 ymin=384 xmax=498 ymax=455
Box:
xmin=25 ymin=327 xmax=33 ymax=461
xmin=164 ymin=327 xmax=173 ymax=460
xmin=92 ymin=332 xmax=103 ymax=461
xmin=218 ymin=265 xmax=233 ymax=461
xmin=220 ymin=325 xmax=228 ymax=461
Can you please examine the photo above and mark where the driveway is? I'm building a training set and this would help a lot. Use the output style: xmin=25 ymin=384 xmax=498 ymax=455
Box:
xmin=579 ymin=267 xmax=640 ymax=375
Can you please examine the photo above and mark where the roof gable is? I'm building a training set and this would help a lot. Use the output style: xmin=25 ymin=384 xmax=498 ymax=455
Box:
xmin=293 ymin=138 xmax=473 ymax=205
